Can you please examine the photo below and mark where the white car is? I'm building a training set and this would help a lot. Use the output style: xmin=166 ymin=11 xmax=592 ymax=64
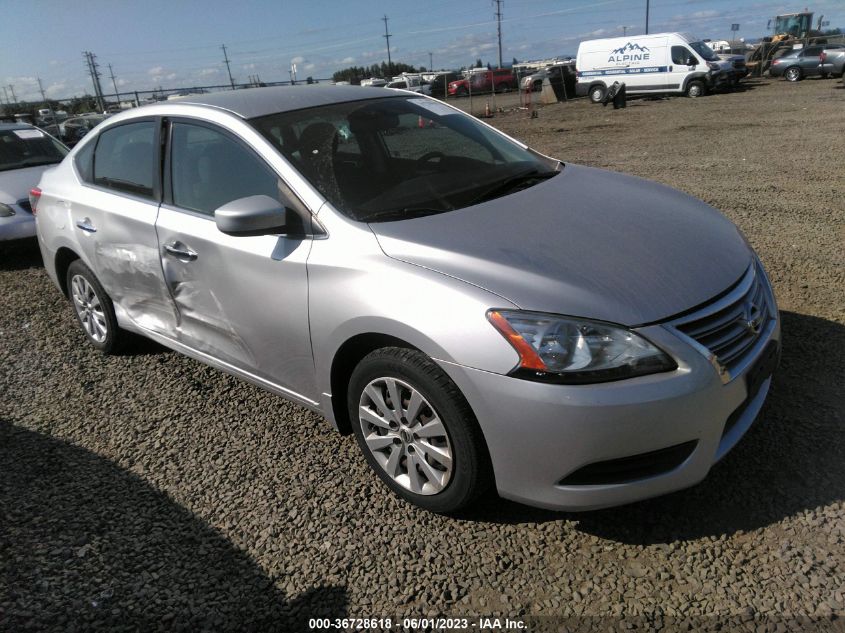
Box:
xmin=0 ymin=122 xmax=68 ymax=241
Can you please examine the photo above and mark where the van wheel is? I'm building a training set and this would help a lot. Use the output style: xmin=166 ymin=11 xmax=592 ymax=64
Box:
xmin=347 ymin=347 xmax=490 ymax=513
xmin=785 ymin=67 xmax=802 ymax=82
xmin=589 ymin=85 xmax=606 ymax=103
xmin=686 ymin=80 xmax=704 ymax=97
xmin=66 ymin=260 xmax=127 ymax=354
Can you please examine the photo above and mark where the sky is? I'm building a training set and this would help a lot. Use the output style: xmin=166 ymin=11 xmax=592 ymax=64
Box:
xmin=2 ymin=0 xmax=844 ymax=103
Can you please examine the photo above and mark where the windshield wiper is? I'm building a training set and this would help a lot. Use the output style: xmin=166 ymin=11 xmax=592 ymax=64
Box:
xmin=468 ymin=168 xmax=558 ymax=206
xmin=364 ymin=207 xmax=448 ymax=223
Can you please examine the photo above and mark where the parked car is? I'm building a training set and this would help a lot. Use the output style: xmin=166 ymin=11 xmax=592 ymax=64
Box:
xmin=428 ymin=72 xmax=461 ymax=97
xmin=0 ymin=122 xmax=67 ymax=241
xmin=576 ymin=32 xmax=735 ymax=101
xmin=770 ymin=45 xmax=845 ymax=81
xmin=448 ymin=68 xmax=516 ymax=96
xmin=35 ymin=86 xmax=780 ymax=513
xmin=820 ymin=48 xmax=845 ymax=77
xmin=60 ymin=114 xmax=108 ymax=146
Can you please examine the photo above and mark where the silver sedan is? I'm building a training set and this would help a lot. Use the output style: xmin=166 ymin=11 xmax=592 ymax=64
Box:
xmin=34 ymin=86 xmax=780 ymax=513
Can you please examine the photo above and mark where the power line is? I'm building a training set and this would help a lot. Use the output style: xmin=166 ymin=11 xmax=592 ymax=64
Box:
xmin=382 ymin=15 xmax=393 ymax=75
xmin=493 ymin=0 xmax=504 ymax=68
xmin=221 ymin=44 xmax=235 ymax=89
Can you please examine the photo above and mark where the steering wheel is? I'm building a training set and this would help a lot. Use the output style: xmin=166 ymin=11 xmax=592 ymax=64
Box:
xmin=416 ymin=151 xmax=445 ymax=164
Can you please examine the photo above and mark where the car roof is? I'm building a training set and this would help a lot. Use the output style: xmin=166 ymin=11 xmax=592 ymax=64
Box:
xmin=0 ymin=122 xmax=35 ymax=132
xmin=168 ymin=85 xmax=391 ymax=119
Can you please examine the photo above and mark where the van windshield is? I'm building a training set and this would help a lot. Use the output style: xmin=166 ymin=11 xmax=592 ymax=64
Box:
xmin=251 ymin=96 xmax=560 ymax=222
xmin=690 ymin=42 xmax=719 ymax=61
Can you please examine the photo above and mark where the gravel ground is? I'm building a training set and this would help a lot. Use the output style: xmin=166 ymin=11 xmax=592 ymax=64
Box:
xmin=1 ymin=77 xmax=843 ymax=632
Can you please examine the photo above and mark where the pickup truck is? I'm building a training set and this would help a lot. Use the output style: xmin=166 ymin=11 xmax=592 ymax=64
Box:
xmin=448 ymin=69 xmax=516 ymax=96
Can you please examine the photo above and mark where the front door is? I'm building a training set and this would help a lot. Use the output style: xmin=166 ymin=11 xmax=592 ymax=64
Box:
xmin=155 ymin=120 xmax=316 ymax=400
xmin=667 ymin=45 xmax=698 ymax=92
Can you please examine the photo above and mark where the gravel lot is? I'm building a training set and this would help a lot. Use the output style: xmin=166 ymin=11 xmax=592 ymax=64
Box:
xmin=1 ymin=77 xmax=843 ymax=632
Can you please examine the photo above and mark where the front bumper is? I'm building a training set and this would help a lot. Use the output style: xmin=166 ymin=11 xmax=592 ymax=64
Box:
xmin=438 ymin=305 xmax=781 ymax=511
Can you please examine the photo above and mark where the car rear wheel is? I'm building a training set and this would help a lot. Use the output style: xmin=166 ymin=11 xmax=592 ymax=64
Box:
xmin=686 ymin=80 xmax=704 ymax=97
xmin=785 ymin=67 xmax=802 ymax=82
xmin=66 ymin=260 xmax=126 ymax=354
xmin=589 ymin=85 xmax=606 ymax=103
xmin=348 ymin=347 xmax=489 ymax=513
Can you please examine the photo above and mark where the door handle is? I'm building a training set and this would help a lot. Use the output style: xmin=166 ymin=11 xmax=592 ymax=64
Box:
xmin=164 ymin=242 xmax=198 ymax=261
xmin=75 ymin=218 xmax=97 ymax=233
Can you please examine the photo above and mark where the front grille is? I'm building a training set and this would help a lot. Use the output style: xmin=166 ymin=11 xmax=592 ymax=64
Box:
xmin=733 ymin=61 xmax=746 ymax=69
xmin=671 ymin=261 xmax=774 ymax=377
xmin=16 ymin=199 xmax=32 ymax=214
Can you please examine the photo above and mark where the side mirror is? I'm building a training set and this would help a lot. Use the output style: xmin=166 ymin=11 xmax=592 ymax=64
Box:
xmin=215 ymin=195 xmax=291 ymax=236
xmin=687 ymin=57 xmax=697 ymax=66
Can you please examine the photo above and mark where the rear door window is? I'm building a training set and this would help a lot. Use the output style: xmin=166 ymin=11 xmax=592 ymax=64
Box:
xmin=92 ymin=121 xmax=156 ymax=198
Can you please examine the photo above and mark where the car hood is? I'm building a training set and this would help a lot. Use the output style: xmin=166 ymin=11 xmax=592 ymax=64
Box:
xmin=0 ymin=164 xmax=56 ymax=204
xmin=369 ymin=164 xmax=751 ymax=326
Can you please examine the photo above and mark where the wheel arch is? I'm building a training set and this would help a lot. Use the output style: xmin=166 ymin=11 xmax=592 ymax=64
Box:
xmin=681 ymin=72 xmax=709 ymax=94
xmin=328 ymin=332 xmax=420 ymax=435
xmin=55 ymin=247 xmax=81 ymax=298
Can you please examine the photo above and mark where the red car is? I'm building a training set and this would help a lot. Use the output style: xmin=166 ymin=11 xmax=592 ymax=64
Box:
xmin=448 ymin=69 xmax=516 ymax=96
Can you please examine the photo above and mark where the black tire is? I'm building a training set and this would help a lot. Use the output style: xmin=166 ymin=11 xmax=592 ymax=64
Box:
xmin=456 ymin=86 xmax=468 ymax=96
xmin=589 ymin=84 xmax=606 ymax=104
xmin=686 ymin=80 xmax=705 ymax=97
xmin=347 ymin=347 xmax=490 ymax=513
xmin=785 ymin=66 xmax=802 ymax=82
xmin=66 ymin=260 xmax=127 ymax=354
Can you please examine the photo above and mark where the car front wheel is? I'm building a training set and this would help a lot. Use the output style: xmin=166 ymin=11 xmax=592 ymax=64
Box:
xmin=686 ymin=80 xmax=705 ymax=97
xmin=66 ymin=260 xmax=126 ymax=354
xmin=589 ymin=85 xmax=606 ymax=103
xmin=348 ymin=347 xmax=489 ymax=513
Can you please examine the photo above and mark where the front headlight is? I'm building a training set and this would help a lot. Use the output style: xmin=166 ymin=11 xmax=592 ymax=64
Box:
xmin=487 ymin=310 xmax=676 ymax=384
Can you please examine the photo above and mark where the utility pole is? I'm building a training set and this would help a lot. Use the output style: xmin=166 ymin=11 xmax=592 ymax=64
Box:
xmin=36 ymin=78 xmax=58 ymax=127
xmin=83 ymin=52 xmax=105 ymax=112
xmin=108 ymin=64 xmax=120 ymax=103
xmin=645 ymin=0 xmax=650 ymax=35
xmin=221 ymin=44 xmax=235 ymax=89
xmin=8 ymin=84 xmax=18 ymax=106
xmin=493 ymin=0 xmax=503 ymax=68
xmin=2 ymin=86 xmax=8 ymax=106
xmin=428 ymin=52 xmax=433 ymax=71
xmin=382 ymin=15 xmax=393 ymax=76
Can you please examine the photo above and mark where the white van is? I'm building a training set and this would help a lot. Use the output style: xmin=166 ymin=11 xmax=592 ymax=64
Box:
xmin=576 ymin=32 xmax=730 ymax=102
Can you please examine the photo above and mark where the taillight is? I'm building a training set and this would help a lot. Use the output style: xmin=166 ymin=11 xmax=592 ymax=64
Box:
xmin=820 ymin=52 xmax=827 ymax=63
xmin=29 ymin=187 xmax=41 ymax=215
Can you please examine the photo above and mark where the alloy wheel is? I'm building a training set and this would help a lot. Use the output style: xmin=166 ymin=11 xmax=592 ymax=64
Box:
xmin=70 ymin=274 xmax=108 ymax=343
xmin=357 ymin=377 xmax=453 ymax=495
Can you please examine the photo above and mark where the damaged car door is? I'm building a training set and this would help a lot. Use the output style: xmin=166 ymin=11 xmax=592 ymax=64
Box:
xmin=72 ymin=118 xmax=178 ymax=334
xmin=154 ymin=119 xmax=316 ymax=402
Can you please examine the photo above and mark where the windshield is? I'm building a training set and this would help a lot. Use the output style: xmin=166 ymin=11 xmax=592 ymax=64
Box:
xmin=689 ymin=41 xmax=719 ymax=61
xmin=0 ymin=128 xmax=68 ymax=172
xmin=251 ymin=96 xmax=559 ymax=222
